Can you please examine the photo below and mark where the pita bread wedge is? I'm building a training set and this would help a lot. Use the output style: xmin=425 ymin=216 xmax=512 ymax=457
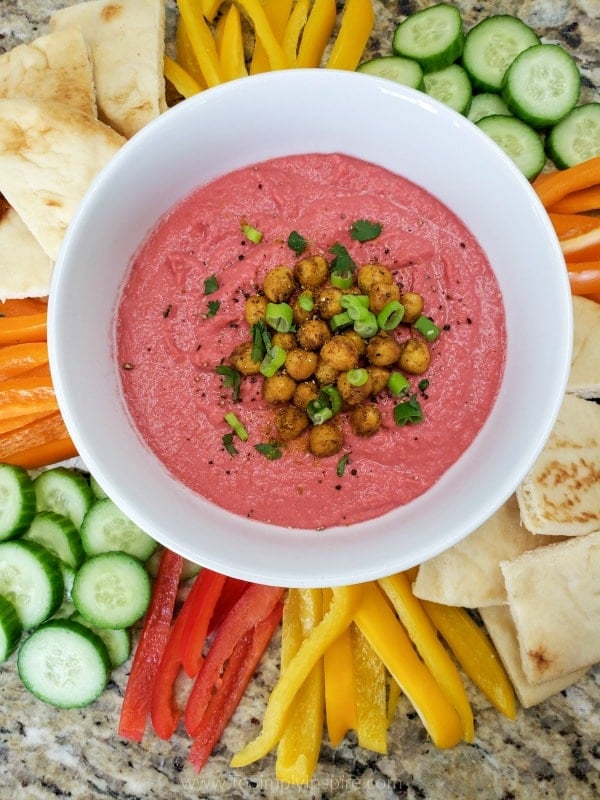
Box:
xmin=567 ymin=296 xmax=600 ymax=399
xmin=0 ymin=98 xmax=124 ymax=261
xmin=479 ymin=606 xmax=587 ymax=708
xmin=412 ymin=495 xmax=563 ymax=608
xmin=0 ymin=198 xmax=53 ymax=301
xmin=51 ymin=0 xmax=167 ymax=138
xmin=500 ymin=530 xmax=600 ymax=684
xmin=516 ymin=393 xmax=600 ymax=536
xmin=0 ymin=27 xmax=96 ymax=117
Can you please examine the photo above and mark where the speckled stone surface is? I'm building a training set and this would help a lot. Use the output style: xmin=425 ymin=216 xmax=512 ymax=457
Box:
xmin=0 ymin=2 xmax=599 ymax=799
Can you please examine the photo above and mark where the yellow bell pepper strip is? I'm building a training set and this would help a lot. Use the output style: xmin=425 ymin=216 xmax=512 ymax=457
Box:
xmin=386 ymin=676 xmax=401 ymax=727
xmin=217 ymin=3 xmax=248 ymax=82
xmin=276 ymin=589 xmax=324 ymax=784
xmin=233 ymin=0 xmax=288 ymax=71
xmin=230 ymin=584 xmax=363 ymax=767
xmin=176 ymin=16 xmax=207 ymax=88
xmin=281 ymin=0 xmax=310 ymax=67
xmin=322 ymin=589 xmax=357 ymax=746
xmin=422 ymin=600 xmax=516 ymax=720
xmin=351 ymin=624 xmax=388 ymax=753
xmin=296 ymin=0 xmax=337 ymax=68
xmin=250 ymin=0 xmax=293 ymax=74
xmin=177 ymin=0 xmax=224 ymax=87
xmin=164 ymin=55 xmax=203 ymax=99
xmin=326 ymin=0 xmax=375 ymax=72
xmin=354 ymin=582 xmax=463 ymax=749
xmin=379 ymin=573 xmax=474 ymax=743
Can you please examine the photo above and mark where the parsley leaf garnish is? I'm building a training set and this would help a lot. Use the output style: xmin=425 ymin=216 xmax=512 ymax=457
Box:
xmin=287 ymin=230 xmax=307 ymax=255
xmin=254 ymin=443 xmax=283 ymax=460
xmin=336 ymin=453 xmax=350 ymax=477
xmin=329 ymin=243 xmax=356 ymax=275
xmin=350 ymin=219 xmax=383 ymax=242
xmin=204 ymin=274 xmax=219 ymax=294
xmin=206 ymin=300 xmax=220 ymax=317
xmin=393 ymin=394 xmax=423 ymax=426
xmin=251 ymin=319 xmax=272 ymax=363
xmin=215 ymin=365 xmax=242 ymax=402
xmin=222 ymin=432 xmax=239 ymax=456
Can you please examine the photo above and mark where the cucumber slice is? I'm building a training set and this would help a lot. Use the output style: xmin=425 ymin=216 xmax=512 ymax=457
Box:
xmin=462 ymin=15 xmax=540 ymax=92
xmin=423 ymin=63 xmax=473 ymax=115
xmin=145 ymin=546 xmax=201 ymax=581
xmin=476 ymin=114 xmax=545 ymax=180
xmin=0 ymin=539 xmax=64 ymax=629
xmin=89 ymin=474 xmax=108 ymax=500
xmin=60 ymin=562 xmax=76 ymax=598
xmin=0 ymin=463 xmax=36 ymax=541
xmin=546 ymin=102 xmax=600 ymax=168
xmin=81 ymin=497 xmax=158 ymax=561
xmin=502 ymin=43 xmax=581 ymax=129
xmin=0 ymin=594 xmax=23 ymax=661
xmin=467 ymin=92 xmax=512 ymax=124
xmin=17 ymin=619 xmax=111 ymax=708
xmin=72 ymin=551 xmax=151 ymax=629
xmin=392 ymin=3 xmax=464 ymax=72
xmin=357 ymin=55 xmax=424 ymax=90
xmin=34 ymin=467 xmax=94 ymax=529
xmin=71 ymin=611 xmax=132 ymax=667
xmin=23 ymin=511 xmax=85 ymax=569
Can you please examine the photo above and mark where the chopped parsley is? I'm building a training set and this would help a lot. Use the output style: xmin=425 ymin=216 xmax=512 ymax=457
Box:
xmin=204 ymin=274 xmax=219 ymax=294
xmin=251 ymin=319 xmax=272 ymax=363
xmin=215 ymin=365 xmax=242 ymax=402
xmin=393 ymin=394 xmax=423 ymax=426
xmin=206 ymin=300 xmax=220 ymax=317
xmin=350 ymin=219 xmax=383 ymax=242
xmin=336 ymin=453 xmax=350 ymax=477
xmin=222 ymin=432 xmax=239 ymax=456
xmin=254 ymin=443 xmax=283 ymax=460
xmin=418 ymin=378 xmax=430 ymax=394
xmin=329 ymin=242 xmax=356 ymax=276
xmin=288 ymin=230 xmax=308 ymax=255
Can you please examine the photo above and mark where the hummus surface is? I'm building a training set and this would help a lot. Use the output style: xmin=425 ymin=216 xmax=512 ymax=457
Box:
xmin=116 ymin=153 xmax=506 ymax=529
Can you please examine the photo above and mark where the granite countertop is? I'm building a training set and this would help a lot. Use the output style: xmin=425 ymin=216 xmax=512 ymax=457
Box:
xmin=0 ymin=2 xmax=599 ymax=799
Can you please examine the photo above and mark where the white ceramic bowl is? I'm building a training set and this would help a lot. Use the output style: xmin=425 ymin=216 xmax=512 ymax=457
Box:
xmin=49 ymin=69 xmax=571 ymax=588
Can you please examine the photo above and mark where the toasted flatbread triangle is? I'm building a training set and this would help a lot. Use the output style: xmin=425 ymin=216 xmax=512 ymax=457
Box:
xmin=51 ymin=0 xmax=167 ymax=138
xmin=0 ymin=98 xmax=124 ymax=261
xmin=516 ymin=393 xmax=600 ymax=536
xmin=0 ymin=200 xmax=53 ymax=301
xmin=568 ymin=296 xmax=600 ymax=399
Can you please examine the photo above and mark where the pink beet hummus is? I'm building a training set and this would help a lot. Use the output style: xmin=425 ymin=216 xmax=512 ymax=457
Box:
xmin=115 ymin=153 xmax=506 ymax=529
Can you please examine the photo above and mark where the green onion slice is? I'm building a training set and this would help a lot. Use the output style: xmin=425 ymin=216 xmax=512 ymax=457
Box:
xmin=320 ymin=386 xmax=342 ymax=415
xmin=260 ymin=344 xmax=287 ymax=377
xmin=241 ymin=222 xmax=263 ymax=243
xmin=307 ymin=398 xmax=333 ymax=425
xmin=414 ymin=314 xmax=441 ymax=341
xmin=347 ymin=368 xmax=368 ymax=387
xmin=266 ymin=302 xmax=293 ymax=332
xmin=298 ymin=292 xmax=314 ymax=312
xmin=330 ymin=311 xmax=353 ymax=332
xmin=340 ymin=294 xmax=370 ymax=320
xmin=331 ymin=271 xmax=353 ymax=290
xmin=388 ymin=371 xmax=410 ymax=396
xmin=224 ymin=412 xmax=249 ymax=441
xmin=354 ymin=312 xmax=379 ymax=338
xmin=393 ymin=394 xmax=423 ymax=426
xmin=377 ymin=300 xmax=405 ymax=330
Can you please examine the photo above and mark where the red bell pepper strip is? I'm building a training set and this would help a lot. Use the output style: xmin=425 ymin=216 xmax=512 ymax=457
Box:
xmin=151 ymin=568 xmax=226 ymax=739
xmin=184 ymin=583 xmax=285 ymax=737
xmin=180 ymin=569 xmax=228 ymax=678
xmin=118 ymin=549 xmax=183 ymax=742
xmin=207 ymin=576 xmax=249 ymax=636
xmin=188 ymin=601 xmax=283 ymax=772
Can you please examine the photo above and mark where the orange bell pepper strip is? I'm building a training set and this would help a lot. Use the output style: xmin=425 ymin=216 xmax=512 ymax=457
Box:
xmin=164 ymin=55 xmax=203 ymax=98
xmin=548 ymin=212 xmax=600 ymax=240
xmin=422 ymin=600 xmax=516 ymax=720
xmin=0 ymin=410 xmax=68 ymax=459
xmin=0 ymin=375 xmax=58 ymax=420
xmin=0 ymin=297 xmax=48 ymax=317
xmin=233 ymin=0 xmax=288 ymax=70
xmin=230 ymin=584 xmax=362 ymax=767
xmin=322 ymin=589 xmax=357 ymax=747
xmin=217 ymin=3 xmax=248 ymax=81
xmin=533 ymin=154 xmax=600 ymax=209
xmin=281 ymin=0 xmax=310 ymax=66
xmin=569 ymin=268 xmax=600 ymax=296
xmin=249 ymin=0 xmax=293 ymax=74
xmin=560 ymin=226 xmax=600 ymax=262
xmin=326 ymin=0 xmax=374 ymax=71
xmin=379 ymin=573 xmax=474 ymax=742
xmin=0 ymin=342 xmax=48 ymax=381
xmin=276 ymin=588 xmax=324 ymax=784
xmin=352 ymin=623 xmax=388 ymax=753
xmin=354 ymin=582 xmax=463 ymax=749
xmin=177 ymin=0 xmax=224 ymax=87
xmin=0 ymin=410 xmax=53 ymax=436
xmin=4 ymin=435 xmax=78 ymax=469
xmin=0 ymin=312 xmax=47 ymax=346
xmin=549 ymin=185 xmax=600 ymax=214
xmin=176 ymin=15 xmax=207 ymax=87
xmin=296 ymin=0 xmax=337 ymax=68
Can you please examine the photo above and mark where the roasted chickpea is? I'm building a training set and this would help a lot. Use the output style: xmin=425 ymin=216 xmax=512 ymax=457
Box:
xmin=319 ymin=336 xmax=359 ymax=372
xmin=349 ymin=404 xmax=382 ymax=436
xmin=357 ymin=263 xmax=393 ymax=293
xmin=294 ymin=255 xmax=329 ymax=288
xmin=366 ymin=332 xmax=402 ymax=367
xmin=263 ymin=374 xmax=296 ymax=403
xmin=262 ymin=266 xmax=296 ymax=302
xmin=293 ymin=380 xmax=319 ymax=410
xmin=316 ymin=285 xmax=343 ymax=319
xmin=399 ymin=291 xmax=424 ymax=324
xmin=296 ymin=319 xmax=331 ymax=351
xmin=271 ymin=332 xmax=297 ymax=351
xmin=229 ymin=342 xmax=261 ymax=375
xmin=291 ymin=290 xmax=314 ymax=325
xmin=274 ymin=405 xmax=309 ymax=441
xmin=308 ymin=421 xmax=343 ymax=458
xmin=285 ymin=348 xmax=318 ymax=381
xmin=366 ymin=365 xmax=391 ymax=395
xmin=314 ymin=359 xmax=339 ymax=386
xmin=339 ymin=329 xmax=367 ymax=357
xmin=244 ymin=294 xmax=268 ymax=325
xmin=398 ymin=338 xmax=431 ymax=374
xmin=337 ymin=371 xmax=373 ymax=406
xmin=368 ymin=281 xmax=401 ymax=314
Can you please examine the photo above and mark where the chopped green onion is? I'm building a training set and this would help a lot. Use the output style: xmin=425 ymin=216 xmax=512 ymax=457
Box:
xmin=340 ymin=294 xmax=370 ymax=320
xmin=320 ymin=386 xmax=342 ymax=415
xmin=298 ymin=292 xmax=314 ymax=312
xmin=414 ymin=314 xmax=441 ymax=341
xmin=336 ymin=453 xmax=350 ymax=477
xmin=241 ymin=222 xmax=263 ymax=243
xmin=288 ymin=230 xmax=307 ymax=255
xmin=251 ymin=319 xmax=272 ymax=362
xmin=377 ymin=300 xmax=405 ymax=330
xmin=307 ymin=398 xmax=333 ymax=425
xmin=222 ymin=433 xmax=238 ymax=456
xmin=353 ymin=311 xmax=379 ymax=338
xmin=204 ymin=274 xmax=219 ymax=294
xmin=393 ymin=394 xmax=423 ymax=426
xmin=330 ymin=311 xmax=353 ymax=332
xmin=388 ymin=371 xmax=410 ymax=396
xmin=331 ymin=271 xmax=353 ymax=290
xmin=224 ymin=411 xmax=249 ymax=441
xmin=266 ymin=302 xmax=293 ymax=332
xmin=260 ymin=344 xmax=287 ymax=377
xmin=347 ymin=368 xmax=368 ymax=387
xmin=215 ymin=365 xmax=241 ymax=402
xmin=254 ymin=442 xmax=283 ymax=460
xmin=350 ymin=219 xmax=383 ymax=242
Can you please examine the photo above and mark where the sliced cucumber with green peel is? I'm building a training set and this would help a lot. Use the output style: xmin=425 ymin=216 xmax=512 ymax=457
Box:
xmin=34 ymin=467 xmax=94 ymax=530
xmin=81 ymin=497 xmax=158 ymax=561
xmin=392 ymin=3 xmax=464 ymax=72
xmin=71 ymin=611 xmax=131 ymax=667
xmin=0 ymin=463 xmax=36 ymax=541
xmin=23 ymin=511 xmax=85 ymax=569
xmin=145 ymin=546 xmax=201 ymax=581
xmin=467 ymin=92 xmax=512 ymax=124
xmin=89 ymin=474 xmax=108 ymax=500
xmin=0 ymin=594 xmax=23 ymax=661
xmin=17 ymin=619 xmax=111 ymax=708
xmin=546 ymin=102 xmax=600 ymax=168
xmin=357 ymin=55 xmax=424 ymax=90
xmin=0 ymin=539 xmax=64 ymax=629
xmin=423 ymin=63 xmax=472 ymax=115
xmin=72 ymin=551 xmax=151 ymax=629
xmin=502 ymin=43 xmax=581 ymax=128
xmin=476 ymin=114 xmax=545 ymax=180
xmin=462 ymin=15 xmax=540 ymax=92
